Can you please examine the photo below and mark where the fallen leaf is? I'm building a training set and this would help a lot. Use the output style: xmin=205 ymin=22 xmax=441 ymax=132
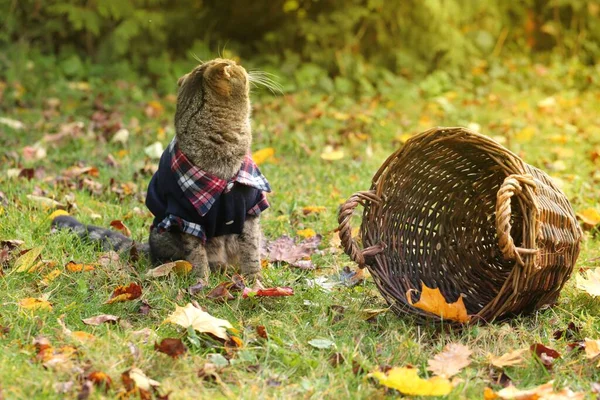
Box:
xmin=329 ymin=352 xmax=345 ymax=367
xmin=252 ymin=147 xmax=275 ymax=165
xmin=302 ymin=206 xmax=327 ymax=215
xmin=165 ymin=303 xmax=233 ymax=341
xmin=105 ymin=282 xmax=142 ymax=304
xmin=368 ymin=367 xmax=453 ymax=396
xmin=19 ymin=297 xmax=52 ymax=311
xmin=87 ymin=371 xmax=112 ymax=391
xmin=308 ymin=338 xmax=336 ymax=349
xmin=488 ymin=348 xmax=528 ymax=368
xmin=576 ymin=269 xmax=600 ymax=296
xmin=0 ymin=117 xmax=25 ymax=130
xmin=207 ymin=283 xmax=235 ymax=302
xmin=65 ymin=261 xmax=95 ymax=272
xmin=296 ymin=228 xmax=316 ymax=238
xmin=71 ymin=331 xmax=96 ymax=342
xmin=577 ymin=208 xmax=600 ymax=228
xmin=427 ymin=343 xmax=472 ymax=378
xmin=585 ymin=338 xmax=600 ymax=362
xmin=122 ymin=367 xmax=160 ymax=399
xmin=109 ymin=220 xmax=131 ymax=237
xmin=155 ymin=338 xmax=187 ymax=358
xmin=111 ymin=128 xmax=130 ymax=144
xmin=320 ymin=146 xmax=344 ymax=161
xmin=48 ymin=209 xmax=69 ymax=220
xmin=242 ymin=286 xmax=294 ymax=298
xmin=553 ymin=322 xmax=581 ymax=340
xmin=256 ymin=326 xmax=268 ymax=339
xmin=82 ymin=314 xmax=120 ymax=326
xmin=40 ymin=268 xmax=61 ymax=286
xmin=488 ymin=381 xmax=584 ymax=399
xmin=339 ymin=266 xmax=365 ymax=287
xmin=264 ymin=234 xmax=321 ymax=269
xmin=146 ymin=260 xmax=192 ymax=278
xmin=531 ymin=343 xmax=560 ymax=370
xmin=13 ymin=246 xmax=44 ymax=272
xmin=407 ymin=282 xmax=470 ymax=323
xmin=144 ymin=142 xmax=164 ymax=159
xmin=361 ymin=308 xmax=388 ymax=321
xmin=26 ymin=195 xmax=65 ymax=209
xmin=188 ymin=279 xmax=208 ymax=295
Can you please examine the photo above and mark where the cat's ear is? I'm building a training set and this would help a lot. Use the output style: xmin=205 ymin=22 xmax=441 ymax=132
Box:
xmin=177 ymin=73 xmax=190 ymax=87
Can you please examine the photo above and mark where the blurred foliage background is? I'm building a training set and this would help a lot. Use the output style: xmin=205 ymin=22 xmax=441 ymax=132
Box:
xmin=1 ymin=0 xmax=599 ymax=97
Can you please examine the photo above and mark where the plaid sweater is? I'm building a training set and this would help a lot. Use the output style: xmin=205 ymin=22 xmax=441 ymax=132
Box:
xmin=145 ymin=139 xmax=271 ymax=242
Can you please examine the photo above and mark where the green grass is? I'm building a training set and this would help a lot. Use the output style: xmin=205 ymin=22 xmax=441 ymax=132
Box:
xmin=1 ymin=59 xmax=600 ymax=399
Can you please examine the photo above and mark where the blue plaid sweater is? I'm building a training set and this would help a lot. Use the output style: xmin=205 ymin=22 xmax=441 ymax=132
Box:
xmin=145 ymin=139 xmax=271 ymax=242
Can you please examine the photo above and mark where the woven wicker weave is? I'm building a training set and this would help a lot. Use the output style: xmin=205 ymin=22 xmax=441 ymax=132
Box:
xmin=338 ymin=127 xmax=582 ymax=323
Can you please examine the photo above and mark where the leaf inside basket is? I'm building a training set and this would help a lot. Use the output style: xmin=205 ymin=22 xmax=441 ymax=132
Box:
xmin=406 ymin=283 xmax=470 ymax=323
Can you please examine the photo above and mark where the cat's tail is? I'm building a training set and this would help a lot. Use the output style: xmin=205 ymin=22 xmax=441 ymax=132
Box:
xmin=51 ymin=215 xmax=150 ymax=255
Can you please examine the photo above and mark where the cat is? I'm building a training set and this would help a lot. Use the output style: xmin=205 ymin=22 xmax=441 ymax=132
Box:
xmin=53 ymin=58 xmax=271 ymax=282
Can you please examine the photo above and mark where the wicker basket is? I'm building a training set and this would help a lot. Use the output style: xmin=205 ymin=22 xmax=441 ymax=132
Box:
xmin=338 ymin=127 xmax=582 ymax=323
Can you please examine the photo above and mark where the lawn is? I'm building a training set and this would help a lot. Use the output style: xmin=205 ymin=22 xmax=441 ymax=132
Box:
xmin=1 ymin=58 xmax=600 ymax=399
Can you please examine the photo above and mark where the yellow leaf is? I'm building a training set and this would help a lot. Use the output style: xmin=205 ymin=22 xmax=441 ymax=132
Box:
xmin=296 ymin=228 xmax=316 ymax=238
xmin=165 ymin=303 xmax=233 ymax=341
xmin=252 ymin=147 xmax=275 ymax=165
xmin=48 ymin=209 xmax=69 ymax=220
xmin=577 ymin=208 xmax=600 ymax=227
xmin=146 ymin=260 xmax=193 ymax=278
xmin=13 ymin=246 xmax=44 ymax=272
xmin=487 ymin=348 xmax=528 ymax=368
xmin=19 ymin=297 xmax=53 ymax=311
xmin=71 ymin=331 xmax=96 ymax=342
xmin=584 ymin=338 xmax=600 ymax=360
xmin=407 ymin=282 xmax=470 ymax=323
xmin=40 ymin=268 xmax=61 ymax=286
xmin=320 ymin=147 xmax=344 ymax=161
xmin=576 ymin=269 xmax=600 ymax=296
xmin=514 ymin=126 xmax=535 ymax=142
xmin=65 ymin=261 xmax=95 ymax=272
xmin=368 ymin=367 xmax=452 ymax=396
xmin=427 ymin=343 xmax=472 ymax=378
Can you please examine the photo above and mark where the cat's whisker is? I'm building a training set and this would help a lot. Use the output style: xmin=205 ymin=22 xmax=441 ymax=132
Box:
xmin=248 ymin=72 xmax=283 ymax=95
xmin=191 ymin=52 xmax=204 ymax=64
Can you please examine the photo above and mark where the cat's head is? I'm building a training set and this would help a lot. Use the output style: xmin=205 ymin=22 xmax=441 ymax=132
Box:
xmin=176 ymin=58 xmax=250 ymax=109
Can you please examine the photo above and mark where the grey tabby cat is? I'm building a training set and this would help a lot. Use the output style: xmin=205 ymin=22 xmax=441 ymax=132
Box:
xmin=53 ymin=58 xmax=273 ymax=282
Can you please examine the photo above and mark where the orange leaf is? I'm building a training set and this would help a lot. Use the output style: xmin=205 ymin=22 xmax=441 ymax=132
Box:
xmin=106 ymin=283 xmax=142 ymax=304
xmin=65 ymin=261 xmax=95 ymax=272
xmin=109 ymin=220 xmax=131 ymax=237
xmin=407 ymin=282 xmax=470 ymax=323
xmin=19 ymin=297 xmax=53 ymax=311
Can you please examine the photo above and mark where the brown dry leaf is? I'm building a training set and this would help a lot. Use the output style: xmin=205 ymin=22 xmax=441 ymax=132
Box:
xmin=13 ymin=246 xmax=44 ymax=272
xmin=82 ymin=314 xmax=120 ymax=326
xmin=19 ymin=297 xmax=52 ymax=311
xmin=252 ymin=147 xmax=275 ymax=165
xmin=105 ymin=282 xmax=142 ymax=304
xmin=264 ymin=234 xmax=321 ymax=269
xmin=242 ymin=286 xmax=294 ymax=298
xmin=427 ymin=343 xmax=472 ymax=378
xmin=97 ymin=251 xmax=120 ymax=267
xmin=62 ymin=166 xmax=99 ymax=179
xmin=407 ymin=282 xmax=470 ymax=323
xmin=207 ymin=283 xmax=235 ymax=302
xmin=488 ymin=348 xmax=528 ymax=368
xmin=122 ymin=367 xmax=160 ymax=399
xmin=109 ymin=220 xmax=131 ymax=237
xmin=486 ymin=381 xmax=584 ymax=399
xmin=164 ymin=303 xmax=233 ymax=341
xmin=576 ymin=269 xmax=600 ymax=296
xmin=155 ymin=338 xmax=187 ymax=358
xmin=577 ymin=208 xmax=600 ymax=228
xmin=145 ymin=260 xmax=192 ymax=278
xmin=65 ymin=261 xmax=95 ymax=272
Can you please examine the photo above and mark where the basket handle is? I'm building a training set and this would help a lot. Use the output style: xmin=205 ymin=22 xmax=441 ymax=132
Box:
xmin=338 ymin=190 xmax=384 ymax=266
xmin=495 ymin=174 xmax=538 ymax=265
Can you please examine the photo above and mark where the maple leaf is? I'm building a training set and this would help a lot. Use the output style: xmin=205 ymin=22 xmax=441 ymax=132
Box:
xmin=368 ymin=367 xmax=453 ymax=396
xmin=105 ymin=282 xmax=142 ymax=304
xmin=576 ymin=269 xmax=600 ymax=296
xmin=487 ymin=348 xmax=528 ymax=368
xmin=146 ymin=260 xmax=192 ymax=278
xmin=427 ymin=343 xmax=472 ymax=378
xmin=164 ymin=303 xmax=233 ymax=341
xmin=19 ymin=297 xmax=52 ymax=311
xmin=406 ymin=282 xmax=470 ymax=323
